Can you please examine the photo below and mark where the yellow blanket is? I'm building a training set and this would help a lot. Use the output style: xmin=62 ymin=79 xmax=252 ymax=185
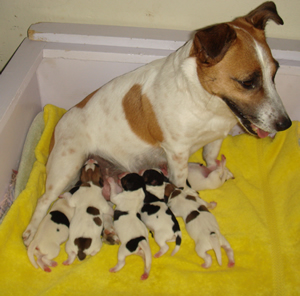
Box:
xmin=1 ymin=104 xmax=299 ymax=296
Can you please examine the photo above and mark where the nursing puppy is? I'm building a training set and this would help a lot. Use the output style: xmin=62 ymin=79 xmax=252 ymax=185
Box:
xmin=27 ymin=197 xmax=74 ymax=272
xmin=188 ymin=154 xmax=232 ymax=191
xmin=165 ymin=185 xmax=234 ymax=268
xmin=23 ymin=2 xmax=291 ymax=246
xmin=63 ymin=159 xmax=114 ymax=265
xmin=141 ymin=169 xmax=182 ymax=258
xmin=108 ymin=173 xmax=152 ymax=280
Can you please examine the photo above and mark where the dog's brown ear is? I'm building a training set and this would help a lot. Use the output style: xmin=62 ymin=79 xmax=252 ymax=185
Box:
xmin=192 ymin=23 xmax=236 ymax=65
xmin=244 ymin=1 xmax=283 ymax=30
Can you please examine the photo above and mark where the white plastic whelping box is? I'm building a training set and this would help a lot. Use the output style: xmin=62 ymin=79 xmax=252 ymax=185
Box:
xmin=0 ymin=22 xmax=300 ymax=203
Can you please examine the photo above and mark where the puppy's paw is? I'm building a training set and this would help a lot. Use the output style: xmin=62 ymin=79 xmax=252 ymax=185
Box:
xmin=140 ymin=272 xmax=149 ymax=280
xmin=22 ymin=226 xmax=36 ymax=247
xmin=223 ymin=167 xmax=234 ymax=181
xmin=208 ymin=201 xmax=217 ymax=209
xmin=102 ymin=229 xmax=120 ymax=245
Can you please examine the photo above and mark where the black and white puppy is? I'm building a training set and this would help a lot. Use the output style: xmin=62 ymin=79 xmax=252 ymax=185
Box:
xmin=27 ymin=197 xmax=74 ymax=272
xmin=140 ymin=169 xmax=181 ymax=258
xmin=62 ymin=159 xmax=114 ymax=265
xmin=165 ymin=184 xmax=235 ymax=268
xmin=108 ymin=173 xmax=152 ymax=280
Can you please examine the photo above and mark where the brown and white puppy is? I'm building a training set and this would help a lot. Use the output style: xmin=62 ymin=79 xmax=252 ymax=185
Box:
xmin=27 ymin=197 xmax=74 ymax=272
xmin=23 ymin=2 xmax=291 ymax=246
xmin=62 ymin=159 xmax=114 ymax=265
xmin=140 ymin=169 xmax=182 ymax=258
xmin=187 ymin=155 xmax=232 ymax=191
xmin=108 ymin=173 xmax=152 ymax=280
xmin=165 ymin=185 xmax=234 ymax=268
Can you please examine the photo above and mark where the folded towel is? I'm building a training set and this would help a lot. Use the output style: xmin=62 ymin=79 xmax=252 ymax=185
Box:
xmin=0 ymin=104 xmax=299 ymax=296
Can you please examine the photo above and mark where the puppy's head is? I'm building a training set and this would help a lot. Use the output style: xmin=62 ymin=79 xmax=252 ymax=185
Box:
xmin=142 ymin=169 xmax=165 ymax=187
xmin=190 ymin=1 xmax=291 ymax=137
xmin=80 ymin=159 xmax=104 ymax=187
xmin=121 ymin=173 xmax=145 ymax=192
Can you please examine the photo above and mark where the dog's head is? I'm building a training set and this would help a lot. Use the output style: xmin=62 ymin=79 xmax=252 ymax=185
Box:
xmin=121 ymin=173 xmax=145 ymax=192
xmin=142 ymin=169 xmax=165 ymax=187
xmin=80 ymin=159 xmax=104 ymax=187
xmin=190 ymin=1 xmax=291 ymax=137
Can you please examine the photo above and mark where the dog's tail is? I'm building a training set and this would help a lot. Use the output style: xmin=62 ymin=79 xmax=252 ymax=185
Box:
xmin=210 ymin=232 xmax=222 ymax=266
xmin=138 ymin=239 xmax=152 ymax=280
xmin=171 ymin=231 xmax=182 ymax=256
xmin=27 ymin=240 xmax=39 ymax=269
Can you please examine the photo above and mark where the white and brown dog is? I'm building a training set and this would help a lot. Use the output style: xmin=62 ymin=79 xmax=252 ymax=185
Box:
xmin=62 ymin=159 xmax=114 ymax=265
xmin=165 ymin=185 xmax=234 ymax=268
xmin=108 ymin=173 xmax=152 ymax=280
xmin=23 ymin=2 xmax=291 ymax=246
xmin=27 ymin=197 xmax=74 ymax=272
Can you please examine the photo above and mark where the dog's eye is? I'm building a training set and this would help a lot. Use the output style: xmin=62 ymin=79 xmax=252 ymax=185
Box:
xmin=239 ymin=79 xmax=255 ymax=90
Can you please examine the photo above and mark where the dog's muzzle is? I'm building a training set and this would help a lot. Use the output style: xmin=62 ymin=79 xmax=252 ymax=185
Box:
xmin=222 ymin=97 xmax=292 ymax=138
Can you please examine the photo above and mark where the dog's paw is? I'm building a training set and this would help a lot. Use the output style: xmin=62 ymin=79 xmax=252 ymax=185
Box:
xmin=102 ymin=229 xmax=120 ymax=245
xmin=140 ymin=272 xmax=149 ymax=280
xmin=223 ymin=167 xmax=234 ymax=181
xmin=22 ymin=227 xmax=36 ymax=247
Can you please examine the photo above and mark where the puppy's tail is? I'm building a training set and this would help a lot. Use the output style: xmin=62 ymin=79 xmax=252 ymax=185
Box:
xmin=210 ymin=233 xmax=222 ymax=266
xmin=27 ymin=240 xmax=39 ymax=269
xmin=171 ymin=231 xmax=182 ymax=256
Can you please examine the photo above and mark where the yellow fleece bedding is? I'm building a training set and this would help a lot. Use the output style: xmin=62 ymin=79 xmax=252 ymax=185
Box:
xmin=1 ymin=104 xmax=299 ymax=296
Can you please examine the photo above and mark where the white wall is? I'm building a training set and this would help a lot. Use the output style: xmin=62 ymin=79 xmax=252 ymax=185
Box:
xmin=0 ymin=0 xmax=299 ymax=72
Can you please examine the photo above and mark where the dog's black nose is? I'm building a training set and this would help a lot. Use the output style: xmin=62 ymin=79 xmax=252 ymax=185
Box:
xmin=276 ymin=116 xmax=292 ymax=131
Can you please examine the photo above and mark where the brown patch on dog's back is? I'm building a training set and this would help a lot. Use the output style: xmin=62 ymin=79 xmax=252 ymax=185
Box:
xmin=186 ymin=195 xmax=197 ymax=201
xmin=122 ymin=84 xmax=164 ymax=146
xmin=198 ymin=205 xmax=210 ymax=212
xmin=75 ymin=88 xmax=100 ymax=109
xmin=74 ymin=237 xmax=92 ymax=260
xmin=87 ymin=206 xmax=100 ymax=216
xmin=186 ymin=211 xmax=200 ymax=223
xmin=93 ymin=217 xmax=102 ymax=226
xmin=170 ymin=189 xmax=181 ymax=199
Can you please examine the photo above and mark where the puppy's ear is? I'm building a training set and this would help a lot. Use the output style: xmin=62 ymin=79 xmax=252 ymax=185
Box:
xmin=244 ymin=1 xmax=283 ymax=30
xmin=192 ymin=23 xmax=236 ymax=65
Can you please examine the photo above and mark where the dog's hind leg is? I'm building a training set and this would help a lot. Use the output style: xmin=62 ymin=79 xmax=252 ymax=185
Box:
xmin=220 ymin=234 xmax=235 ymax=267
xmin=110 ymin=245 xmax=127 ymax=273
xmin=22 ymin=149 xmax=86 ymax=246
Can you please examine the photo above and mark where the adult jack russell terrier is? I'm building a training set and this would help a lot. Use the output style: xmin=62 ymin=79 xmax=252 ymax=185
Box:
xmin=23 ymin=2 xmax=291 ymax=246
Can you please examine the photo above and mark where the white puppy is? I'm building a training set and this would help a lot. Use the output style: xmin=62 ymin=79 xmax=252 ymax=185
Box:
xmin=27 ymin=197 xmax=74 ymax=272
xmin=140 ymin=169 xmax=181 ymax=258
xmin=188 ymin=155 xmax=233 ymax=191
xmin=165 ymin=185 xmax=235 ymax=268
xmin=108 ymin=173 xmax=152 ymax=280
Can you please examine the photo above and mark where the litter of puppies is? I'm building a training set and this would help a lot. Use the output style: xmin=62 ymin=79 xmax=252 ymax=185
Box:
xmin=27 ymin=156 xmax=234 ymax=279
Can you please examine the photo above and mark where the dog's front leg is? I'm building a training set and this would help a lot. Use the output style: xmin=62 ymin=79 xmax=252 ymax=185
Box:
xmin=203 ymin=139 xmax=234 ymax=180
xmin=165 ymin=149 xmax=189 ymax=188
xmin=203 ymin=139 xmax=223 ymax=167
